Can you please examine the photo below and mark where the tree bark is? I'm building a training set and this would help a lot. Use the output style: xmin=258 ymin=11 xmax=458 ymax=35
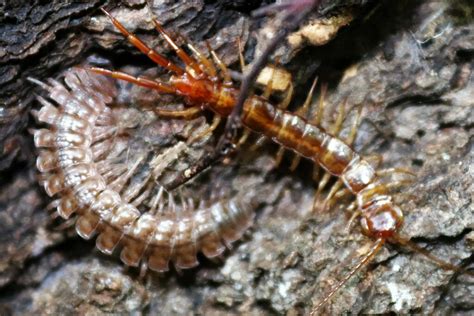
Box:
xmin=0 ymin=0 xmax=472 ymax=314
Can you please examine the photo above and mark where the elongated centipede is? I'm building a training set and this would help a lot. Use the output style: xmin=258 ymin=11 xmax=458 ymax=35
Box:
xmin=86 ymin=9 xmax=472 ymax=311
xmin=30 ymin=67 xmax=255 ymax=273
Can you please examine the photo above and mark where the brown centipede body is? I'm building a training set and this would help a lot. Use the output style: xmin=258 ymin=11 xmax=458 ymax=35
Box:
xmin=30 ymin=7 xmax=472 ymax=313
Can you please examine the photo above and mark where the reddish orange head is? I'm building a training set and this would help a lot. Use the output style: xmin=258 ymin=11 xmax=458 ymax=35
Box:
xmin=169 ymin=74 xmax=237 ymax=117
xmin=360 ymin=200 xmax=404 ymax=239
xmin=170 ymin=74 xmax=216 ymax=106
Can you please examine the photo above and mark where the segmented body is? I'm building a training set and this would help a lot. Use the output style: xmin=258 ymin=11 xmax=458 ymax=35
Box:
xmin=32 ymin=68 xmax=254 ymax=272
xmin=219 ymin=93 xmax=403 ymax=239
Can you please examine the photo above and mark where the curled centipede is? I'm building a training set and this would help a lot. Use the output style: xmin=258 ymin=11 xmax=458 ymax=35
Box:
xmin=30 ymin=7 xmax=472 ymax=313
xmin=30 ymin=67 xmax=255 ymax=273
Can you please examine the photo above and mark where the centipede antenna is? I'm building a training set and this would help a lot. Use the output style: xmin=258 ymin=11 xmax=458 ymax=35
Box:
xmin=100 ymin=8 xmax=184 ymax=75
xmin=331 ymin=97 xmax=348 ymax=135
xmin=377 ymin=167 xmax=416 ymax=177
xmin=88 ymin=67 xmax=177 ymax=94
xmin=152 ymin=19 xmax=203 ymax=77
xmin=390 ymin=235 xmax=474 ymax=276
xmin=311 ymin=239 xmax=385 ymax=314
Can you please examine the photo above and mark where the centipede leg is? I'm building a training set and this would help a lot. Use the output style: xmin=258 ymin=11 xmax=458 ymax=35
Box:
xmin=237 ymin=130 xmax=251 ymax=147
xmin=109 ymin=155 xmax=145 ymax=193
xmin=385 ymin=179 xmax=416 ymax=191
xmin=139 ymin=261 xmax=148 ymax=279
xmin=364 ymin=154 xmax=384 ymax=169
xmin=334 ymin=187 xmax=352 ymax=201
xmin=289 ymin=155 xmax=301 ymax=171
xmin=154 ymin=107 xmax=203 ymax=120
xmin=313 ymin=171 xmax=332 ymax=212
xmin=321 ymin=179 xmax=345 ymax=209
xmin=100 ymin=8 xmax=183 ymax=75
xmin=330 ymin=98 xmax=348 ymax=136
xmin=312 ymin=166 xmax=320 ymax=182
xmin=377 ymin=167 xmax=416 ymax=177
xmin=278 ymin=81 xmax=294 ymax=110
xmin=345 ymin=105 xmax=363 ymax=144
xmin=207 ymin=42 xmax=232 ymax=86
xmin=152 ymin=19 xmax=203 ymax=77
xmin=188 ymin=115 xmax=222 ymax=143
xmin=345 ymin=205 xmax=360 ymax=233
xmin=186 ymin=42 xmax=218 ymax=79
xmin=290 ymin=76 xmax=318 ymax=170
xmin=274 ymin=147 xmax=286 ymax=167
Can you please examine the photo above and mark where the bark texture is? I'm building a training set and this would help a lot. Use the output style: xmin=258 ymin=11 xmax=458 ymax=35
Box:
xmin=0 ymin=0 xmax=473 ymax=315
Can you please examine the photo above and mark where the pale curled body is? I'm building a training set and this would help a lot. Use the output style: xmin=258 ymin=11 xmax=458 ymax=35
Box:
xmin=31 ymin=68 xmax=254 ymax=272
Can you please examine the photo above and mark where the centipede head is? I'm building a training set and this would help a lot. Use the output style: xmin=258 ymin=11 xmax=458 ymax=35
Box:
xmin=169 ymin=74 xmax=214 ymax=104
xmin=359 ymin=199 xmax=404 ymax=239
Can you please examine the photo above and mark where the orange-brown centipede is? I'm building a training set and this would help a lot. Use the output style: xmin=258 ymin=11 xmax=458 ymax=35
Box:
xmin=30 ymin=7 xmax=472 ymax=313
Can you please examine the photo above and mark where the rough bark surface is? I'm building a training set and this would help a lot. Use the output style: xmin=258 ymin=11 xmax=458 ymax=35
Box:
xmin=0 ymin=0 xmax=473 ymax=315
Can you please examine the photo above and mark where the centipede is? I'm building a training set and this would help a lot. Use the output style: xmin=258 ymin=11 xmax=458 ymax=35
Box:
xmin=30 ymin=7 xmax=472 ymax=313
xmin=30 ymin=67 xmax=256 ymax=273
